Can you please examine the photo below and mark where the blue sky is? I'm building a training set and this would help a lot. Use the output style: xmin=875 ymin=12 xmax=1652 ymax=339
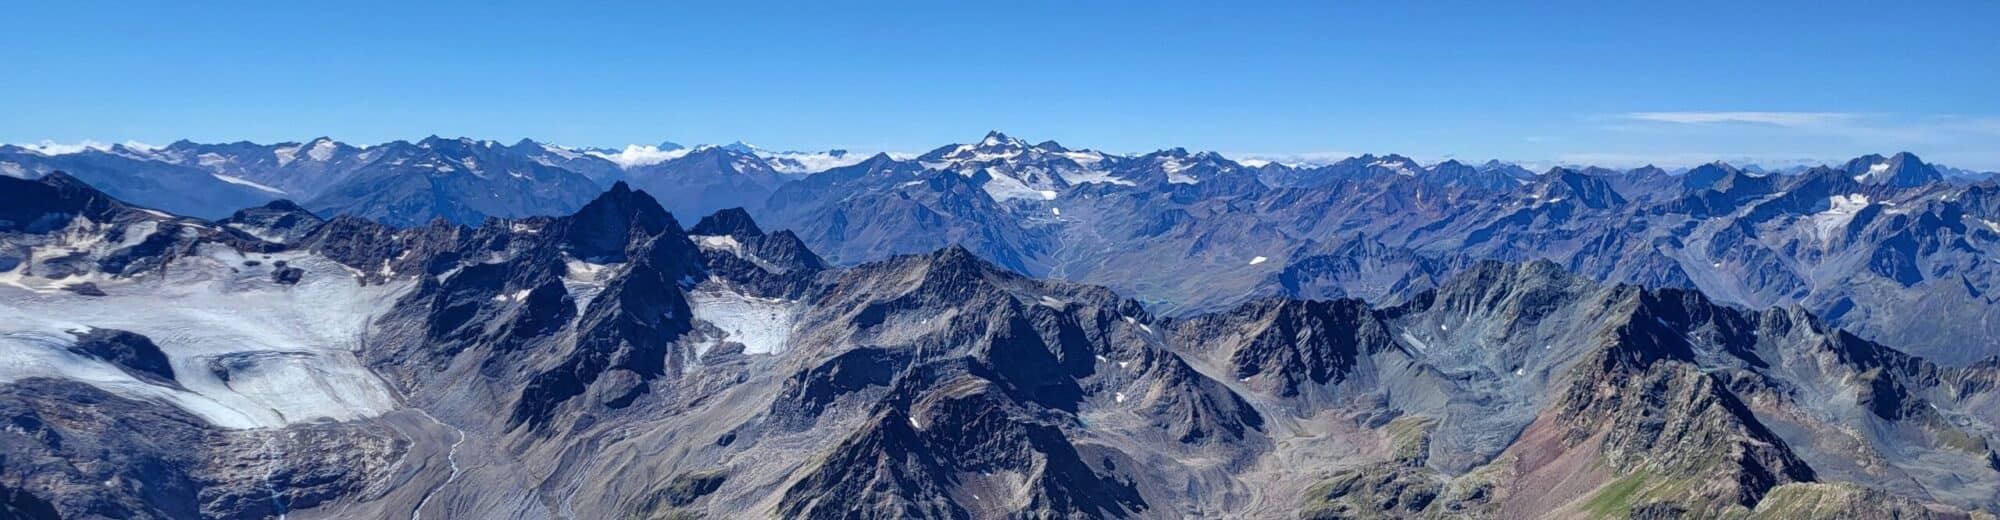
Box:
xmin=5 ymin=1 xmax=1997 ymax=168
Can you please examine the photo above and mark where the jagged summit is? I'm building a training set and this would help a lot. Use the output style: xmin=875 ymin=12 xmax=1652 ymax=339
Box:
xmin=690 ymin=207 xmax=764 ymax=237
xmin=978 ymin=130 xmax=1026 ymax=148
xmin=556 ymin=181 xmax=682 ymax=261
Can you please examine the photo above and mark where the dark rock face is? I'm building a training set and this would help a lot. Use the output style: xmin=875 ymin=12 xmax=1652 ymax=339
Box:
xmin=67 ymin=328 xmax=175 ymax=383
xmin=779 ymin=381 xmax=1147 ymax=519
xmin=507 ymin=242 xmax=695 ymax=429
xmin=1172 ymin=298 xmax=1393 ymax=397
xmin=1542 ymin=349 xmax=1815 ymax=510
xmin=689 ymin=207 xmax=763 ymax=237
xmin=0 ymin=172 xmax=126 ymax=232
xmin=218 ymin=199 xmax=324 ymax=244
xmin=0 ymin=480 xmax=60 ymax=520
xmin=271 ymin=264 xmax=304 ymax=284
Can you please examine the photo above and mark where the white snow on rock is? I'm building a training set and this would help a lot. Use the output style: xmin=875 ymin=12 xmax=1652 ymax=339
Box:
xmin=561 ymin=258 xmax=618 ymax=313
xmin=1810 ymin=193 xmax=1870 ymax=241
xmin=1855 ymin=161 xmax=1891 ymax=182
xmin=306 ymin=139 xmax=338 ymax=161
xmin=1161 ymin=157 xmax=1199 ymax=184
xmin=692 ymin=234 xmax=789 ymax=274
xmin=272 ymin=145 xmax=301 ymax=166
xmin=1368 ymin=158 xmax=1417 ymax=176
xmin=695 ymin=234 xmax=742 ymax=251
xmin=211 ymin=173 xmax=287 ymax=195
xmin=687 ymin=288 xmax=795 ymax=356
xmin=978 ymin=170 xmax=1048 ymax=202
xmin=1059 ymin=151 xmax=1105 ymax=166
xmin=1060 ymin=169 xmax=1136 ymax=186
xmin=0 ymin=246 xmax=411 ymax=429
xmin=1248 ymin=256 xmax=1268 ymax=265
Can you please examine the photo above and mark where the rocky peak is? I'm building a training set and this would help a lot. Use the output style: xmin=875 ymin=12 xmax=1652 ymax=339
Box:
xmin=919 ymin=244 xmax=1000 ymax=286
xmin=557 ymin=182 xmax=681 ymax=262
xmin=1681 ymin=161 xmax=1741 ymax=188
xmin=0 ymin=172 xmax=124 ymax=230
xmin=1844 ymin=151 xmax=1943 ymax=187
xmin=690 ymin=207 xmax=764 ymax=237
xmin=1428 ymin=159 xmax=1475 ymax=175
xmin=977 ymin=130 xmax=1026 ymax=149
xmin=219 ymin=199 xmax=325 ymax=244
xmin=1536 ymin=167 xmax=1627 ymax=208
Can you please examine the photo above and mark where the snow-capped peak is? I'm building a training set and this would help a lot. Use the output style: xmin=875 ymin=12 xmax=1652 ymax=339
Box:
xmin=1367 ymin=156 xmax=1418 ymax=176
xmin=305 ymin=137 xmax=340 ymax=161
xmin=979 ymin=130 xmax=1026 ymax=149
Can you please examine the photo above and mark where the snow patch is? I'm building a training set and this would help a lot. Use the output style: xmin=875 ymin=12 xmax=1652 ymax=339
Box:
xmin=561 ymin=258 xmax=617 ymax=313
xmin=272 ymin=145 xmax=300 ymax=166
xmin=1855 ymin=161 xmax=1891 ymax=182
xmin=1809 ymin=193 xmax=1870 ymax=241
xmin=1248 ymin=256 xmax=1268 ymax=265
xmin=1059 ymin=169 xmax=1136 ymax=186
xmin=687 ymin=289 xmax=794 ymax=355
xmin=211 ymin=173 xmax=286 ymax=195
xmin=1160 ymin=157 xmax=1199 ymax=184
xmin=978 ymin=170 xmax=1049 ymax=202
xmin=0 ymin=248 xmax=410 ymax=429
xmin=306 ymin=139 xmax=337 ymax=161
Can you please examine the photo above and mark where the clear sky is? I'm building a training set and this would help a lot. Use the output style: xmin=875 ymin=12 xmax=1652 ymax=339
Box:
xmin=5 ymin=1 xmax=1997 ymax=168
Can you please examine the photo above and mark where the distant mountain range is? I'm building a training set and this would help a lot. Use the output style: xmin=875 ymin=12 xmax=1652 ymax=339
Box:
xmin=3 ymin=172 xmax=1997 ymax=517
xmin=7 ymin=132 xmax=2000 ymax=368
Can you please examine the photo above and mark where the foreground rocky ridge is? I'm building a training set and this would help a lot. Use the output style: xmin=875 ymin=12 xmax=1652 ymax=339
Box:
xmin=1 ymin=175 xmax=1997 ymax=518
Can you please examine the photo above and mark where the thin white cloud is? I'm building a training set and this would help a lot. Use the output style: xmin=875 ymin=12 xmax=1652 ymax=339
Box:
xmin=1225 ymin=151 xmax=1357 ymax=167
xmin=584 ymin=144 xmax=692 ymax=169
xmin=1554 ymin=152 xmax=1832 ymax=170
xmin=1624 ymin=111 xmax=1857 ymax=127
xmin=1601 ymin=112 xmax=2000 ymax=169
xmin=7 ymin=140 xmax=159 ymax=156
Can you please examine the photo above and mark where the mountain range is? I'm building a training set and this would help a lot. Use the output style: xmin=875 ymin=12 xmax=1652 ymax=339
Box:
xmin=4 ymin=134 xmax=2000 ymax=518
xmin=11 ymin=133 xmax=2000 ymax=365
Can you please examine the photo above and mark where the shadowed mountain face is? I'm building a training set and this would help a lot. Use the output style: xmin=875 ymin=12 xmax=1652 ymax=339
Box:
xmin=3 ymin=177 xmax=1997 ymax=518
